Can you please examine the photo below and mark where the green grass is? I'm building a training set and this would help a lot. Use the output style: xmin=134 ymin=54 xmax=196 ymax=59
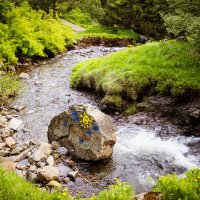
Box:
xmin=0 ymin=167 xmax=134 ymax=200
xmin=75 ymin=25 xmax=140 ymax=41
xmin=0 ymin=74 xmax=21 ymax=103
xmin=154 ymin=168 xmax=200 ymax=200
xmin=70 ymin=40 xmax=200 ymax=111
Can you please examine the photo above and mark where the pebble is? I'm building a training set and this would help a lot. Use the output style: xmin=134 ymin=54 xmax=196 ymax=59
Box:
xmin=63 ymin=177 xmax=71 ymax=184
xmin=67 ymin=170 xmax=78 ymax=180
xmin=5 ymin=137 xmax=16 ymax=147
xmin=46 ymin=156 xmax=54 ymax=166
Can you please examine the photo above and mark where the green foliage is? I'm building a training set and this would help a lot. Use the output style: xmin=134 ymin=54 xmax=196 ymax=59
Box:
xmin=0 ymin=166 xmax=134 ymax=200
xmin=62 ymin=8 xmax=94 ymax=28
xmin=0 ymin=166 xmax=73 ymax=200
xmin=161 ymin=0 xmax=200 ymax=44
xmin=0 ymin=2 xmax=74 ymax=65
xmin=71 ymin=41 xmax=200 ymax=111
xmin=86 ymin=0 xmax=166 ymax=38
xmin=75 ymin=25 xmax=140 ymax=41
xmin=0 ymin=74 xmax=21 ymax=98
xmin=154 ymin=168 xmax=200 ymax=200
xmin=90 ymin=179 xmax=134 ymax=200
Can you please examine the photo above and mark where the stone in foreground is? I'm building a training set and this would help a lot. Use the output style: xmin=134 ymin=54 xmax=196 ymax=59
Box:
xmin=48 ymin=104 xmax=116 ymax=161
xmin=8 ymin=117 xmax=24 ymax=131
xmin=38 ymin=166 xmax=59 ymax=182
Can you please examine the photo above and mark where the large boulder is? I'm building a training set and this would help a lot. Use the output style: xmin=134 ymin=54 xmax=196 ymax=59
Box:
xmin=48 ymin=105 xmax=116 ymax=161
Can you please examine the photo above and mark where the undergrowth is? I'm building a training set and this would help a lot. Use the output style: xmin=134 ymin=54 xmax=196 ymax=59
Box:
xmin=70 ymin=40 xmax=200 ymax=111
xmin=0 ymin=2 xmax=74 ymax=66
xmin=0 ymin=74 xmax=21 ymax=103
xmin=0 ymin=167 xmax=134 ymax=200
xmin=154 ymin=168 xmax=200 ymax=200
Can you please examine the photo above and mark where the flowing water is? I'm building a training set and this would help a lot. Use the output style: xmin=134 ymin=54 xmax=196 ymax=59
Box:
xmin=13 ymin=47 xmax=200 ymax=196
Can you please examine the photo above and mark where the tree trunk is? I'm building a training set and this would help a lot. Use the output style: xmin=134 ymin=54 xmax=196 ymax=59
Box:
xmin=52 ymin=0 xmax=56 ymax=19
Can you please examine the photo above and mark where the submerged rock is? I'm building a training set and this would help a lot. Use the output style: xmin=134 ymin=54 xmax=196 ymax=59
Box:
xmin=48 ymin=104 xmax=116 ymax=161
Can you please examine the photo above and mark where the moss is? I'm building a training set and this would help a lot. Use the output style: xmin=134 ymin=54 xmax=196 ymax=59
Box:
xmin=101 ymin=95 xmax=123 ymax=111
xmin=124 ymin=105 xmax=138 ymax=116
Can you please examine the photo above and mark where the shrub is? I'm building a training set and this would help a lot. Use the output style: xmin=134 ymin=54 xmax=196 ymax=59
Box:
xmin=0 ymin=2 xmax=74 ymax=65
xmin=154 ymin=168 xmax=200 ymax=200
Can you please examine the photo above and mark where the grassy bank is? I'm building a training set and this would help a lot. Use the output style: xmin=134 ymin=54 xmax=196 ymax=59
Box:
xmin=70 ymin=40 xmax=200 ymax=112
xmin=0 ymin=167 xmax=134 ymax=200
xmin=75 ymin=26 xmax=140 ymax=42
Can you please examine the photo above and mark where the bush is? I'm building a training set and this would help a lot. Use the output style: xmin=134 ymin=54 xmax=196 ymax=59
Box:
xmin=0 ymin=2 xmax=74 ymax=65
xmin=154 ymin=168 xmax=200 ymax=200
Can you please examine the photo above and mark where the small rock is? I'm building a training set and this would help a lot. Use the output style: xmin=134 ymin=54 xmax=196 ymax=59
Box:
xmin=5 ymin=137 xmax=16 ymax=147
xmin=46 ymin=180 xmax=62 ymax=189
xmin=27 ymin=152 xmax=32 ymax=157
xmin=38 ymin=166 xmax=59 ymax=181
xmin=15 ymin=145 xmax=37 ymax=162
xmin=0 ymin=116 xmax=7 ymax=124
xmin=0 ymin=150 xmax=9 ymax=157
xmin=19 ymin=72 xmax=30 ymax=80
xmin=27 ymin=171 xmax=38 ymax=182
xmin=56 ymin=147 xmax=68 ymax=155
xmin=8 ymin=118 xmax=24 ymax=131
xmin=37 ymin=162 xmax=46 ymax=168
xmin=1 ymin=161 xmax=16 ymax=171
xmin=11 ymin=105 xmax=26 ymax=112
xmin=11 ymin=146 xmax=23 ymax=155
xmin=63 ymin=177 xmax=70 ymax=184
xmin=22 ymin=128 xmax=30 ymax=133
xmin=29 ymin=142 xmax=52 ymax=162
xmin=51 ymin=141 xmax=61 ymax=150
xmin=29 ymin=165 xmax=37 ymax=172
xmin=46 ymin=156 xmax=54 ymax=166
xmin=0 ymin=123 xmax=5 ymax=129
xmin=0 ymin=143 xmax=6 ymax=150
xmin=1 ymin=127 xmax=11 ymax=138
xmin=67 ymin=170 xmax=78 ymax=180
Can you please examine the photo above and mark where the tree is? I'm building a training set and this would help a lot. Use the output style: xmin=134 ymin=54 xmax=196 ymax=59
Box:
xmin=86 ymin=0 xmax=167 ymax=38
xmin=161 ymin=0 xmax=200 ymax=43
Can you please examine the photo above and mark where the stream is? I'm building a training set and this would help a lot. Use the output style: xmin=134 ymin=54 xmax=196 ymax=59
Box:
xmin=13 ymin=47 xmax=200 ymax=196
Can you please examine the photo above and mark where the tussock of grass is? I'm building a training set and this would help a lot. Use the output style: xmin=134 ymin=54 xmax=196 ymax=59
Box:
xmin=0 ymin=167 xmax=134 ymax=200
xmin=0 ymin=74 xmax=21 ymax=100
xmin=70 ymin=40 xmax=200 ymax=111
